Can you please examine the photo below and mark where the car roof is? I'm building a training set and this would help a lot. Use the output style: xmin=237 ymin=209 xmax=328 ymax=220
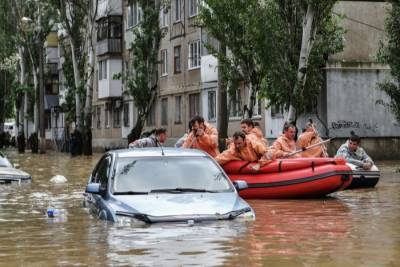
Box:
xmin=111 ymin=148 xmax=210 ymax=158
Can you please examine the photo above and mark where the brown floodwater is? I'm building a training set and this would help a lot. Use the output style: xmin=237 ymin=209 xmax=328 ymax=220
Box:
xmin=0 ymin=149 xmax=399 ymax=266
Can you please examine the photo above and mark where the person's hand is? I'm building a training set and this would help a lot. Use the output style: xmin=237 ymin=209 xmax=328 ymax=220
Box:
xmin=225 ymin=138 xmax=233 ymax=147
xmin=363 ymin=162 xmax=372 ymax=170
xmin=251 ymin=163 xmax=260 ymax=172
xmin=195 ymin=128 xmax=204 ymax=137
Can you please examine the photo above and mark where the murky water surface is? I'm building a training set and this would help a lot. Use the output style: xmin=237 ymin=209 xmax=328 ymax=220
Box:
xmin=0 ymin=149 xmax=399 ymax=266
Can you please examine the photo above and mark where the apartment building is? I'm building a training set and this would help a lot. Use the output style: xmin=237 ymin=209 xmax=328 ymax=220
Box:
xmin=91 ymin=0 xmax=267 ymax=150
xmin=92 ymin=0 xmax=125 ymax=149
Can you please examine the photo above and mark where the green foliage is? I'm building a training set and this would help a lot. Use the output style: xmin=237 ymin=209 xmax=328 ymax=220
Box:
xmin=260 ymin=0 xmax=344 ymax=114
xmin=199 ymin=0 xmax=277 ymax=117
xmin=199 ymin=0 xmax=344 ymax=117
xmin=126 ymin=0 xmax=164 ymax=117
xmin=377 ymin=1 xmax=400 ymax=122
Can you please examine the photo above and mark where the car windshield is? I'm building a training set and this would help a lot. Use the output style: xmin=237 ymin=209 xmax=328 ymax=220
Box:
xmin=113 ymin=156 xmax=233 ymax=194
xmin=0 ymin=157 xmax=12 ymax=168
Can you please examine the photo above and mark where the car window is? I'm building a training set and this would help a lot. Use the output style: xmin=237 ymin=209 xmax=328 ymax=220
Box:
xmin=113 ymin=156 xmax=233 ymax=193
xmin=92 ymin=156 xmax=111 ymax=191
xmin=0 ymin=157 xmax=12 ymax=168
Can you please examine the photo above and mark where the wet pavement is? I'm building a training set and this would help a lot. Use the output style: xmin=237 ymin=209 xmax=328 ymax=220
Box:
xmin=0 ymin=149 xmax=399 ymax=266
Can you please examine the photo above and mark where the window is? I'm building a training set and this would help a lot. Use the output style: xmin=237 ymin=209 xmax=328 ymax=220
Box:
xmin=147 ymin=104 xmax=156 ymax=126
xmin=208 ymin=90 xmax=216 ymax=121
xmin=188 ymin=40 xmax=201 ymax=69
xmin=189 ymin=93 xmax=200 ymax=118
xmin=174 ymin=46 xmax=181 ymax=73
xmin=189 ymin=0 xmax=198 ymax=17
xmin=105 ymin=104 xmax=110 ymax=128
xmin=229 ymin=90 xmax=243 ymax=118
xmin=97 ymin=18 xmax=108 ymax=41
xmin=161 ymin=49 xmax=168 ymax=76
xmin=96 ymin=106 xmax=101 ymax=129
xmin=161 ymin=98 xmax=168 ymax=125
xmin=92 ymin=156 xmax=111 ymax=194
xmin=271 ymin=104 xmax=284 ymax=118
xmin=109 ymin=17 xmax=122 ymax=38
xmin=254 ymin=96 xmax=262 ymax=117
xmin=127 ymin=1 xmax=141 ymax=28
xmin=98 ymin=60 xmax=107 ymax=80
xmin=174 ymin=0 xmax=181 ymax=22
xmin=123 ymin=102 xmax=130 ymax=127
xmin=113 ymin=106 xmax=121 ymax=128
xmin=160 ymin=6 xmax=168 ymax=28
xmin=175 ymin=95 xmax=182 ymax=124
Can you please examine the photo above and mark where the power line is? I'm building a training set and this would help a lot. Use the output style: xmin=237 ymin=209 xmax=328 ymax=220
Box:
xmin=333 ymin=11 xmax=386 ymax=32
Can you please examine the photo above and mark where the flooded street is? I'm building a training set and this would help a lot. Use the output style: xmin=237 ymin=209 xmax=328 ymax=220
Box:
xmin=0 ymin=149 xmax=399 ymax=266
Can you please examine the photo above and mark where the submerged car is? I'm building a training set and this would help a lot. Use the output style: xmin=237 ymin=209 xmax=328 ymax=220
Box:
xmin=0 ymin=152 xmax=31 ymax=184
xmin=83 ymin=148 xmax=254 ymax=224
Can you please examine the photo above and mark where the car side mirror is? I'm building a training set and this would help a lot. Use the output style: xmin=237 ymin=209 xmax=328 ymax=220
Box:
xmin=86 ymin=183 xmax=101 ymax=194
xmin=233 ymin=180 xmax=248 ymax=191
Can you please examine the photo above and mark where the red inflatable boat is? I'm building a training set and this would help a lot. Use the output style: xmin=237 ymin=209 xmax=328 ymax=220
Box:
xmin=224 ymin=158 xmax=353 ymax=199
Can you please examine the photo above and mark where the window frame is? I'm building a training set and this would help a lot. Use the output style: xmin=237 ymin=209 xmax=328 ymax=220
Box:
xmin=207 ymin=90 xmax=216 ymax=121
xmin=174 ymin=0 xmax=181 ymax=22
xmin=188 ymin=40 xmax=201 ymax=70
xmin=161 ymin=98 xmax=168 ymax=126
xmin=161 ymin=49 xmax=168 ymax=76
xmin=188 ymin=0 xmax=198 ymax=17
xmin=174 ymin=95 xmax=182 ymax=124
xmin=123 ymin=102 xmax=130 ymax=127
xmin=173 ymin=45 xmax=181 ymax=74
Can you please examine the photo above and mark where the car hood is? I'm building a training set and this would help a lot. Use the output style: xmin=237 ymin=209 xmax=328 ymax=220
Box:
xmin=0 ymin=167 xmax=31 ymax=179
xmin=110 ymin=192 xmax=251 ymax=222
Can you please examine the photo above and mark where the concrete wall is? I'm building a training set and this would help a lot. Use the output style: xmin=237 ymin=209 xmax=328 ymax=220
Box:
xmin=326 ymin=64 xmax=399 ymax=137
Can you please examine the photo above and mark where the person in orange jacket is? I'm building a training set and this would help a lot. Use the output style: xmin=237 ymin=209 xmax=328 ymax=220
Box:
xmin=226 ymin=119 xmax=268 ymax=148
xmin=297 ymin=121 xmax=328 ymax=157
xmin=216 ymin=131 xmax=282 ymax=171
xmin=272 ymin=122 xmax=300 ymax=158
xmin=182 ymin=115 xmax=220 ymax=158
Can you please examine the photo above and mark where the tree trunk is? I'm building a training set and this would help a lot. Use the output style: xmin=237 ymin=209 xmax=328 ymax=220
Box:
xmin=38 ymin=43 xmax=46 ymax=153
xmin=287 ymin=4 xmax=315 ymax=122
xmin=70 ymin=39 xmax=82 ymax=131
xmin=128 ymin=115 xmax=145 ymax=144
xmin=32 ymin=64 xmax=39 ymax=134
xmin=18 ymin=47 xmax=26 ymax=136
xmin=83 ymin=14 xmax=96 ymax=156
xmin=217 ymin=45 xmax=228 ymax=151
xmin=245 ymin=83 xmax=257 ymax=119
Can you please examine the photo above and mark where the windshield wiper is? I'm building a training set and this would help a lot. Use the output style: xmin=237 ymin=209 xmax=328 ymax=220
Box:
xmin=150 ymin=188 xmax=218 ymax=193
xmin=113 ymin=191 xmax=149 ymax=195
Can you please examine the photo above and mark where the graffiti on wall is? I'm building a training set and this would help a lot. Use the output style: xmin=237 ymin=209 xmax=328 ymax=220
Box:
xmin=331 ymin=120 xmax=379 ymax=132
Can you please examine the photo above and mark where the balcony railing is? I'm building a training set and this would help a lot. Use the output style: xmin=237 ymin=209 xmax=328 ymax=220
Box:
xmin=96 ymin=38 xmax=122 ymax=56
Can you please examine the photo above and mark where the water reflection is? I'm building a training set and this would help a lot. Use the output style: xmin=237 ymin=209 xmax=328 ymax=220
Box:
xmin=0 ymin=149 xmax=399 ymax=266
xmin=104 ymin=221 xmax=248 ymax=266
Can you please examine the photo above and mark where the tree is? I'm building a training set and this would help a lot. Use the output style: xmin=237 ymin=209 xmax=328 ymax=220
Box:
xmin=377 ymin=1 xmax=400 ymax=122
xmin=125 ymin=0 xmax=164 ymax=143
xmin=199 ymin=1 xmax=344 ymax=126
xmin=199 ymin=0 xmax=277 ymax=119
xmin=0 ymin=1 xmax=18 ymax=136
xmin=12 ymin=0 xmax=55 ymax=153
xmin=285 ymin=0 xmax=341 ymax=122
xmin=260 ymin=0 xmax=344 ymax=122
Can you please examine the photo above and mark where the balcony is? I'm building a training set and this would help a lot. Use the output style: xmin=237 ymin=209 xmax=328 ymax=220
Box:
xmin=97 ymin=0 xmax=122 ymax=19
xmin=96 ymin=38 xmax=122 ymax=56
xmin=98 ymin=58 xmax=122 ymax=99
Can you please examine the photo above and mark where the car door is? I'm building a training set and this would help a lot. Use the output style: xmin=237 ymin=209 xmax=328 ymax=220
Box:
xmin=87 ymin=155 xmax=112 ymax=220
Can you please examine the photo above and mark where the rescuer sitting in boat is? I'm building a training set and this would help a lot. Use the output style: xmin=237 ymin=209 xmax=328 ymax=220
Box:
xmin=226 ymin=119 xmax=268 ymax=148
xmin=272 ymin=122 xmax=300 ymax=158
xmin=296 ymin=120 xmax=328 ymax=157
xmin=129 ymin=128 xmax=168 ymax=148
xmin=335 ymin=131 xmax=374 ymax=170
xmin=216 ymin=131 xmax=282 ymax=171
xmin=182 ymin=115 xmax=220 ymax=158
